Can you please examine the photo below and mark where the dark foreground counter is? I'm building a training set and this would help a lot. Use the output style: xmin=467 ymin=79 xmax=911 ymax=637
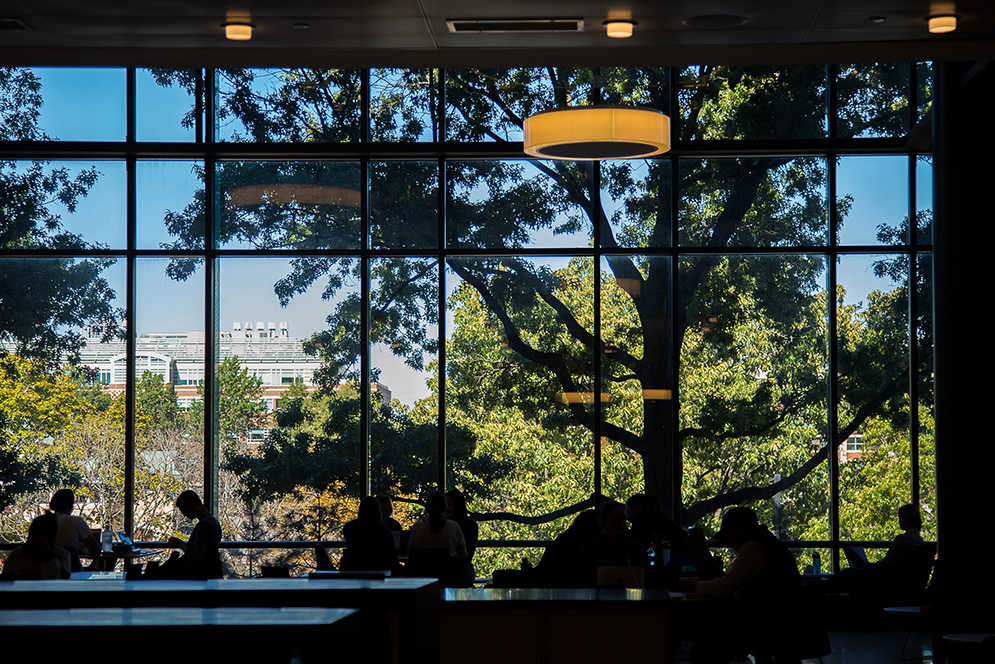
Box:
xmin=441 ymin=587 xmax=674 ymax=664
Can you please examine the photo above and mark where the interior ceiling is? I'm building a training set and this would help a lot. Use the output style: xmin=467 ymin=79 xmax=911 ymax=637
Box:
xmin=1 ymin=0 xmax=994 ymax=68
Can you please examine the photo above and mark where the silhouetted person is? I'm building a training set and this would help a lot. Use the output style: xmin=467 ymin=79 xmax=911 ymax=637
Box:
xmin=680 ymin=506 xmax=805 ymax=664
xmin=341 ymin=496 xmax=400 ymax=573
xmin=534 ymin=509 xmax=603 ymax=587
xmin=164 ymin=490 xmax=223 ymax=579
xmin=837 ymin=503 xmax=934 ymax=605
xmin=445 ymin=489 xmax=478 ymax=562
xmin=49 ymin=489 xmax=101 ymax=572
xmin=2 ymin=512 xmax=71 ymax=579
xmin=625 ymin=493 xmax=684 ymax=548
xmin=408 ymin=490 xmax=468 ymax=586
xmin=376 ymin=495 xmax=403 ymax=532
xmin=576 ymin=501 xmax=649 ymax=586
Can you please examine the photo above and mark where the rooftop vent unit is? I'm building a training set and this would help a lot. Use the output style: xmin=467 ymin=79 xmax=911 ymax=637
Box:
xmin=446 ymin=18 xmax=584 ymax=34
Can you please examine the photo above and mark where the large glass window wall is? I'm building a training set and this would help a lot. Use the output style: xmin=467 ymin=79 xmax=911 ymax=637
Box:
xmin=0 ymin=64 xmax=933 ymax=578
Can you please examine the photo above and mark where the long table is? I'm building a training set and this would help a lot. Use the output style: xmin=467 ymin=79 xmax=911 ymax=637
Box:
xmin=0 ymin=606 xmax=359 ymax=663
xmin=441 ymin=587 xmax=673 ymax=664
xmin=0 ymin=577 xmax=440 ymax=664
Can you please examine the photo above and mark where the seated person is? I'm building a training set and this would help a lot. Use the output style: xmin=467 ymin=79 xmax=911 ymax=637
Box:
xmin=377 ymin=495 xmax=403 ymax=533
xmin=407 ymin=490 xmax=469 ymax=586
xmin=534 ymin=509 xmax=603 ymax=588
xmin=2 ymin=512 xmax=72 ymax=579
xmin=679 ymin=506 xmax=805 ymax=663
xmin=161 ymin=490 xmax=223 ymax=580
xmin=49 ymin=488 xmax=101 ymax=572
xmin=445 ymin=489 xmax=478 ymax=563
xmin=340 ymin=496 xmax=400 ymax=573
xmin=836 ymin=503 xmax=933 ymax=603
xmin=575 ymin=501 xmax=649 ymax=586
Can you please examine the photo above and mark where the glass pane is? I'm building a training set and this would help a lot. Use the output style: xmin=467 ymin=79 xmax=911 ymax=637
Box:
xmin=6 ymin=160 xmax=126 ymax=249
xmin=917 ymin=254 xmax=935 ymax=542
xmin=369 ymin=257 xmax=439 ymax=511
xmin=445 ymin=68 xmax=592 ymax=142
xmin=218 ymin=257 xmax=361 ymax=545
xmin=447 ymin=160 xmax=592 ymax=249
xmin=836 ymin=63 xmax=910 ymax=138
xmin=446 ymin=256 xmax=595 ymax=577
xmin=679 ymin=65 xmax=827 ymax=141
xmin=219 ymin=161 xmax=362 ymax=250
xmin=916 ymin=155 xmax=932 ymax=245
xmin=603 ymin=159 xmax=672 ymax=248
xmin=0 ymin=257 xmax=125 ymax=543
xmin=680 ymin=254 xmax=828 ymax=541
xmin=137 ymin=68 xmax=199 ymax=142
xmin=133 ymin=258 xmax=205 ymax=539
xmin=600 ymin=255 xmax=671 ymax=509
xmin=601 ymin=67 xmax=671 ymax=114
xmin=837 ymin=254 xmax=911 ymax=545
xmin=215 ymin=68 xmax=361 ymax=143
xmin=837 ymin=155 xmax=909 ymax=246
xmin=370 ymin=68 xmax=440 ymax=142
xmin=138 ymin=160 xmax=204 ymax=250
xmin=916 ymin=61 xmax=933 ymax=123
xmin=371 ymin=161 xmax=439 ymax=250
xmin=679 ymin=157 xmax=828 ymax=247
xmin=29 ymin=67 xmax=126 ymax=141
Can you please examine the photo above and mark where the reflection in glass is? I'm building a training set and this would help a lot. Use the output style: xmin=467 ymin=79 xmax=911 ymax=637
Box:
xmin=679 ymin=157 xmax=827 ymax=248
xmin=446 ymin=256 xmax=594 ymax=575
xmin=837 ymin=156 xmax=908 ymax=246
xmin=599 ymin=256 xmax=670 ymax=506
xmin=218 ymin=161 xmax=362 ymax=250
xmin=447 ymin=160 xmax=591 ymax=249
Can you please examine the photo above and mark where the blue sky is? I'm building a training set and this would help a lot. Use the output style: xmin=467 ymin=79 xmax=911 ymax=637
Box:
xmin=27 ymin=67 xmax=929 ymax=404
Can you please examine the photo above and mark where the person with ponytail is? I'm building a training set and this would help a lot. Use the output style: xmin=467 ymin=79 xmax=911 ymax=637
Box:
xmin=408 ymin=490 xmax=467 ymax=560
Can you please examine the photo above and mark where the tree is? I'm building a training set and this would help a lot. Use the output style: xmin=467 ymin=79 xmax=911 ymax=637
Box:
xmin=153 ymin=65 xmax=929 ymax=532
xmin=1 ymin=67 xmax=123 ymax=511
xmin=188 ymin=356 xmax=267 ymax=447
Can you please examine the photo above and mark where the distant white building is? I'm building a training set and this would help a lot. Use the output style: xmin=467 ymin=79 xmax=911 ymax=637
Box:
xmin=78 ymin=321 xmax=390 ymax=412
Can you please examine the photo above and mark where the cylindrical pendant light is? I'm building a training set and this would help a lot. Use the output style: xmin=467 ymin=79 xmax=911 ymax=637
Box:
xmin=523 ymin=106 xmax=670 ymax=160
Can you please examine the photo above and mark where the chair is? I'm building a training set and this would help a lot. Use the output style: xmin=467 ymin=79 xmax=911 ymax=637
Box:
xmin=314 ymin=544 xmax=335 ymax=571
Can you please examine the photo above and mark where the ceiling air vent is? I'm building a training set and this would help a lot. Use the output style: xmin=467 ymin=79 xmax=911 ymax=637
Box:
xmin=0 ymin=17 xmax=32 ymax=30
xmin=447 ymin=18 xmax=583 ymax=34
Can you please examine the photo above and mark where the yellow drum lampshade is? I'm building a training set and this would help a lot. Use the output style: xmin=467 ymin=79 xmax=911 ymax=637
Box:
xmin=523 ymin=106 xmax=670 ymax=160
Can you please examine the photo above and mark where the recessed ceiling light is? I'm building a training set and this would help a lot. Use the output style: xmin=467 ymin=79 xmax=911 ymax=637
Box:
xmin=292 ymin=23 xmax=311 ymax=30
xmin=604 ymin=20 xmax=635 ymax=39
xmin=224 ymin=22 xmax=254 ymax=41
xmin=682 ymin=15 xmax=748 ymax=29
xmin=928 ymin=15 xmax=957 ymax=33
xmin=868 ymin=16 xmax=886 ymax=24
